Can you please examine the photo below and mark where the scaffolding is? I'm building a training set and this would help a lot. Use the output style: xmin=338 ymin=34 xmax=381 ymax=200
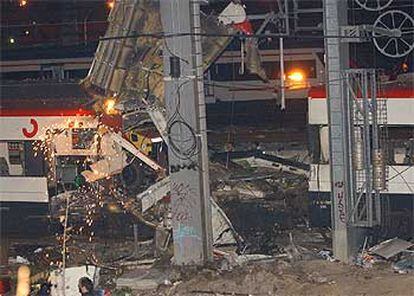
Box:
xmin=345 ymin=69 xmax=388 ymax=227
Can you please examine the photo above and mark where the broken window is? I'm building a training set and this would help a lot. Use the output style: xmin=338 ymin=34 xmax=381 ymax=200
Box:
xmin=210 ymin=62 xmax=260 ymax=81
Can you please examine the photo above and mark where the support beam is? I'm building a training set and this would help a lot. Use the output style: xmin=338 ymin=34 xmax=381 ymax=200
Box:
xmin=324 ymin=0 xmax=360 ymax=263
xmin=160 ymin=0 xmax=213 ymax=265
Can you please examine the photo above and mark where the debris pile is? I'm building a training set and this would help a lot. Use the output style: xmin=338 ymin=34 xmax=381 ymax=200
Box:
xmin=355 ymin=237 xmax=414 ymax=273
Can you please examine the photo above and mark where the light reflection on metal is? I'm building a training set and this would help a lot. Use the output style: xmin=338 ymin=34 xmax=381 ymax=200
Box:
xmin=353 ymin=127 xmax=364 ymax=171
xmin=373 ymin=149 xmax=386 ymax=191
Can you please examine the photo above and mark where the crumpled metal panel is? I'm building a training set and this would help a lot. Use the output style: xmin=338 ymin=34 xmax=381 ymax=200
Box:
xmin=369 ymin=238 xmax=413 ymax=259
xmin=137 ymin=175 xmax=240 ymax=246
xmin=82 ymin=0 xmax=265 ymax=109
xmin=84 ymin=0 xmax=161 ymax=97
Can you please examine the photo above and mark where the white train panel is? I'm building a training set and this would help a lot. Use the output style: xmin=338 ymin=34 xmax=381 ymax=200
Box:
xmin=309 ymin=164 xmax=414 ymax=195
xmin=0 ymin=176 xmax=48 ymax=203
xmin=309 ymin=97 xmax=414 ymax=126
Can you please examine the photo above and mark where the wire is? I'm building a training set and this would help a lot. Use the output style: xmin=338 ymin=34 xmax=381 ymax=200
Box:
xmin=2 ymin=3 xmax=413 ymax=30
xmin=387 ymin=165 xmax=413 ymax=182
xmin=4 ymin=27 xmax=413 ymax=56
xmin=389 ymin=165 xmax=414 ymax=193
xmin=142 ymin=63 xmax=161 ymax=103
xmin=163 ymin=41 xmax=190 ymax=65
xmin=97 ymin=31 xmax=382 ymax=41
xmin=166 ymin=80 xmax=201 ymax=161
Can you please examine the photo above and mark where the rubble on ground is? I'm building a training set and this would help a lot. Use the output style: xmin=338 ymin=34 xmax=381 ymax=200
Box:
xmin=6 ymin=138 xmax=412 ymax=295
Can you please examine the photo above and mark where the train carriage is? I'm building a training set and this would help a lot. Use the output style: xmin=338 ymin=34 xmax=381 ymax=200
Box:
xmin=307 ymin=82 xmax=414 ymax=232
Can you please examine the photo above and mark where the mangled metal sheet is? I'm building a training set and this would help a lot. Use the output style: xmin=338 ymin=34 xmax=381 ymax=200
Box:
xmin=81 ymin=132 xmax=128 ymax=182
xmin=81 ymin=152 xmax=127 ymax=183
xmin=82 ymin=0 xmax=266 ymax=110
xmin=137 ymin=176 xmax=240 ymax=246
xmin=110 ymin=132 xmax=165 ymax=172
xmin=146 ymin=107 xmax=169 ymax=144
xmin=369 ymin=238 xmax=413 ymax=259
xmin=139 ymin=176 xmax=171 ymax=212
xmin=81 ymin=131 xmax=165 ymax=182
xmin=210 ymin=198 xmax=240 ymax=246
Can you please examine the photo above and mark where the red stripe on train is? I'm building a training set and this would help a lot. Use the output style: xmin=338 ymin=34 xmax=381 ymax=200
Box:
xmin=0 ymin=109 xmax=95 ymax=117
xmin=308 ymin=86 xmax=414 ymax=99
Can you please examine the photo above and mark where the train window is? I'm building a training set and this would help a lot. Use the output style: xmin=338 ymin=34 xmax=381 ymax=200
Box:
xmin=7 ymin=142 xmax=23 ymax=165
xmin=131 ymin=133 xmax=139 ymax=142
xmin=210 ymin=59 xmax=317 ymax=81
xmin=210 ymin=63 xmax=261 ymax=81
xmin=0 ymin=71 xmax=47 ymax=81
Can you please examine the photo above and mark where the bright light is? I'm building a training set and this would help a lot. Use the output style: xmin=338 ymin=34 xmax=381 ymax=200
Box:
xmin=402 ymin=62 xmax=408 ymax=72
xmin=107 ymin=203 xmax=120 ymax=213
xmin=19 ymin=0 xmax=27 ymax=7
xmin=9 ymin=37 xmax=15 ymax=44
xmin=25 ymin=30 xmax=30 ymax=35
xmin=104 ymin=98 xmax=117 ymax=115
xmin=287 ymin=71 xmax=305 ymax=82
xmin=107 ymin=1 xmax=115 ymax=9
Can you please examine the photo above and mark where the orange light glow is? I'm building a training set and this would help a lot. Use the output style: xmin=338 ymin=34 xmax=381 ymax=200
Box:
xmin=287 ymin=71 xmax=305 ymax=82
xmin=19 ymin=0 xmax=27 ymax=7
xmin=107 ymin=1 xmax=115 ymax=9
xmin=104 ymin=98 xmax=117 ymax=115
xmin=402 ymin=62 xmax=408 ymax=72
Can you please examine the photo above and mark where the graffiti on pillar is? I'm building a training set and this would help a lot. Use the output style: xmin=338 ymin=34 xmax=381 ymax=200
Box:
xmin=171 ymin=181 xmax=197 ymax=222
xmin=174 ymin=224 xmax=202 ymax=261
xmin=334 ymin=181 xmax=346 ymax=223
